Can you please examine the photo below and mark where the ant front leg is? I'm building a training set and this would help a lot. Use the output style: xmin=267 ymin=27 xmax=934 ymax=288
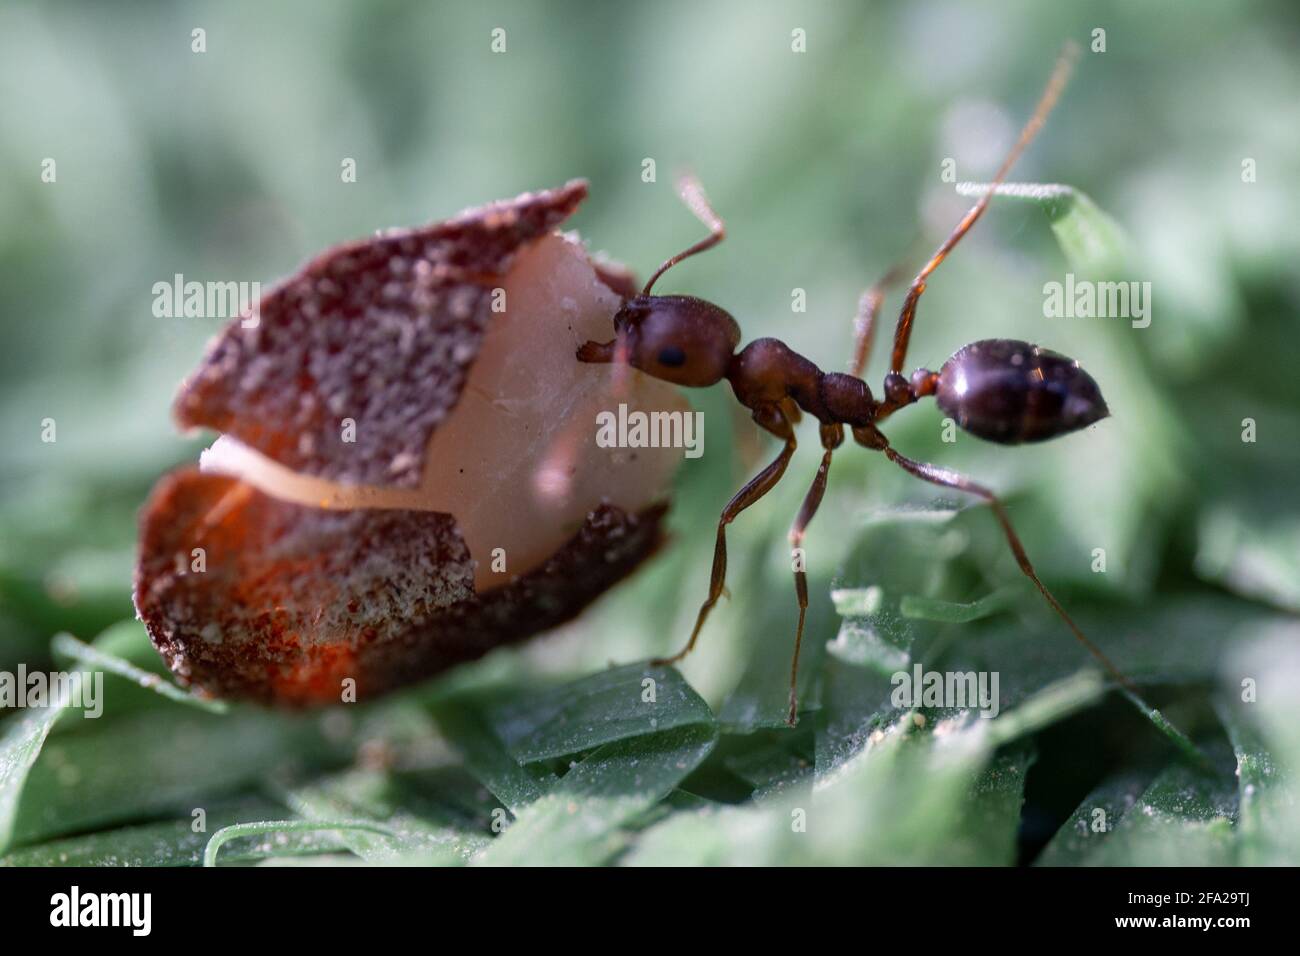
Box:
xmin=653 ymin=404 xmax=796 ymax=667
xmin=881 ymin=445 xmax=1138 ymax=693
xmin=785 ymin=423 xmax=844 ymax=726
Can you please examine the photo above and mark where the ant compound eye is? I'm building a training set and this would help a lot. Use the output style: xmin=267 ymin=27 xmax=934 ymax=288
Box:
xmin=137 ymin=182 xmax=687 ymax=704
xmin=657 ymin=346 xmax=687 ymax=368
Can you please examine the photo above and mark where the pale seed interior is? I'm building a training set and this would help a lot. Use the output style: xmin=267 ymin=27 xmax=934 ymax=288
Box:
xmin=202 ymin=233 xmax=687 ymax=592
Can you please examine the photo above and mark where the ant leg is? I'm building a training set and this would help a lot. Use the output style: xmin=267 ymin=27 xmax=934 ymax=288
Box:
xmin=850 ymin=264 xmax=907 ymax=379
xmin=881 ymin=445 xmax=1137 ymax=693
xmin=785 ymin=424 xmax=845 ymax=726
xmin=653 ymin=405 xmax=795 ymax=667
xmin=641 ymin=173 xmax=726 ymax=295
xmin=887 ymin=43 xmax=1079 ymax=374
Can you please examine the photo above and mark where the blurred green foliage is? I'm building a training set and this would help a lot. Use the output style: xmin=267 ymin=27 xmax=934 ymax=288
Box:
xmin=2 ymin=0 xmax=1299 ymax=865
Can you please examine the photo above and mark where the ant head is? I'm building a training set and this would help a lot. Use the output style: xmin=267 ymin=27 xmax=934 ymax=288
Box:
xmin=578 ymin=294 xmax=740 ymax=387
xmin=578 ymin=173 xmax=736 ymax=388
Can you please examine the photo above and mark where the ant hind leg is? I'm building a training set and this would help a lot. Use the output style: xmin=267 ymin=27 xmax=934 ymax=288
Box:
xmin=881 ymin=445 xmax=1137 ymax=692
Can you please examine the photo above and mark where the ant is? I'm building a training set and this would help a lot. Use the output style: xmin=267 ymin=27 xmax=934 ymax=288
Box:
xmin=579 ymin=44 xmax=1132 ymax=726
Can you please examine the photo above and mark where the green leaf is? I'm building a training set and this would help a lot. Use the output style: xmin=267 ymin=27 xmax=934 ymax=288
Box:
xmin=0 ymin=704 xmax=69 ymax=855
xmin=828 ymin=503 xmax=983 ymax=677
xmin=8 ymin=707 xmax=346 ymax=847
xmin=722 ymin=727 xmax=814 ymax=800
xmin=485 ymin=663 xmax=715 ymax=763
xmin=280 ymin=767 xmax=494 ymax=865
xmin=1217 ymin=633 xmax=1300 ymax=864
xmin=51 ymin=631 xmax=226 ymax=714
xmin=1197 ymin=500 xmax=1300 ymax=613
xmin=1034 ymin=769 xmax=1157 ymax=866
xmin=205 ymin=820 xmax=395 ymax=867
xmin=621 ymin=804 xmax=750 ymax=866
xmin=475 ymin=724 xmax=717 ymax=866
xmin=900 ymin=588 xmax=1015 ymax=624
xmin=947 ymin=747 xmax=1035 ymax=865
xmin=430 ymin=699 xmax=555 ymax=811
xmin=801 ymin=664 xmax=1113 ymax=864
xmin=0 ymin=798 xmax=306 ymax=867
xmin=955 ymin=181 xmax=1131 ymax=275
xmin=1041 ymin=754 xmax=1238 ymax=866
xmin=825 ymin=612 xmax=910 ymax=672
xmin=813 ymin=655 xmax=897 ymax=777
xmin=1122 ymin=689 xmax=1210 ymax=768
xmin=2 ymin=620 xmax=229 ymax=853
xmin=983 ymin=671 xmax=1106 ymax=748
xmin=772 ymin=717 xmax=1012 ymax=863
xmin=1216 ymin=701 xmax=1294 ymax=865
xmin=829 ymin=586 xmax=885 ymax=618
xmin=927 ymin=595 xmax=1275 ymax=751
xmin=628 ymin=742 xmax=1035 ymax=867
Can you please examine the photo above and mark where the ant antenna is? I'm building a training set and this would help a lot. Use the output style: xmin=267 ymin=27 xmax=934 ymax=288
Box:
xmin=642 ymin=173 xmax=727 ymax=295
xmin=888 ymin=40 xmax=1080 ymax=373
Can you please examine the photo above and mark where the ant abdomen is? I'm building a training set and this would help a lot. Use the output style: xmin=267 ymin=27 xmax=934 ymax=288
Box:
xmin=935 ymin=338 xmax=1109 ymax=444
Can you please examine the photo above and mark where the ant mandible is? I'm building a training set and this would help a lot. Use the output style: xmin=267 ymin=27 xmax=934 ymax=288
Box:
xmin=579 ymin=43 xmax=1131 ymax=726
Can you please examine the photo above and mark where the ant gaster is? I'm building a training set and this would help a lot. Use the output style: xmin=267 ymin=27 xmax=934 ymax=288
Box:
xmin=579 ymin=44 xmax=1130 ymax=726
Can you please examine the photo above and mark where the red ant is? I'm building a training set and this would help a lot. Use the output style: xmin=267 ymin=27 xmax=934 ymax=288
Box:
xmin=579 ymin=44 xmax=1132 ymax=726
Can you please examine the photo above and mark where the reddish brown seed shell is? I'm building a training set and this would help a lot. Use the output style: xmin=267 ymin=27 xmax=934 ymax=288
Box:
xmin=589 ymin=257 xmax=642 ymax=302
xmin=174 ymin=180 xmax=589 ymax=489
xmin=135 ymin=468 xmax=665 ymax=704
xmin=136 ymin=182 xmax=675 ymax=703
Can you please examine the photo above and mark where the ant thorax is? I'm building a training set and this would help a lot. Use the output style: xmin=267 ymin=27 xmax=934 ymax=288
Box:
xmin=727 ymin=338 xmax=876 ymax=428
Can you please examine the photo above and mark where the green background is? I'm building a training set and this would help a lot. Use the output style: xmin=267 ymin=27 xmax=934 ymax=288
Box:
xmin=2 ymin=0 xmax=1298 ymax=865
